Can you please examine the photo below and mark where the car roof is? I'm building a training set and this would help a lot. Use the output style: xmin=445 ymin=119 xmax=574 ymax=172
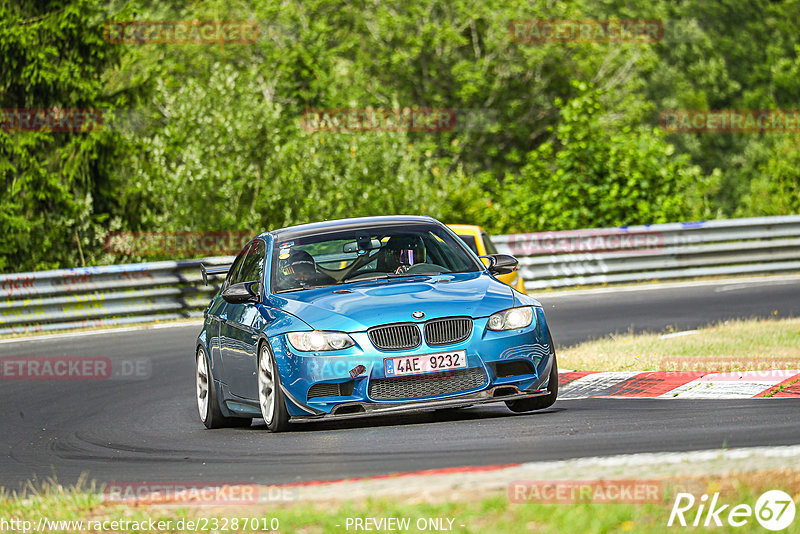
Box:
xmin=261 ymin=215 xmax=442 ymax=242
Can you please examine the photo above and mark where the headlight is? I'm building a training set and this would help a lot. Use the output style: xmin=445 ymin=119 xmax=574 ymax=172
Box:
xmin=486 ymin=307 xmax=533 ymax=331
xmin=287 ymin=331 xmax=355 ymax=351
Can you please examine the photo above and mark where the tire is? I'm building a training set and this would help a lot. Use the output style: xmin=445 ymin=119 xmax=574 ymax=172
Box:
xmin=506 ymin=334 xmax=558 ymax=413
xmin=257 ymin=342 xmax=290 ymax=432
xmin=196 ymin=346 xmax=252 ymax=429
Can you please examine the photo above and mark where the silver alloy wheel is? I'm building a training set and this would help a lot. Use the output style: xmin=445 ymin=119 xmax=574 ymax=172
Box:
xmin=196 ymin=349 xmax=209 ymax=420
xmin=258 ymin=345 xmax=275 ymax=424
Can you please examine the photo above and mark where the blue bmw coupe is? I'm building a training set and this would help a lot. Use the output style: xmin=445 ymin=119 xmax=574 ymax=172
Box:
xmin=196 ymin=216 xmax=557 ymax=431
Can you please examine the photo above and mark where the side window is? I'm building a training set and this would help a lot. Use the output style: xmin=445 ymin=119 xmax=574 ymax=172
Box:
xmin=224 ymin=244 xmax=251 ymax=289
xmin=481 ymin=233 xmax=499 ymax=255
xmin=234 ymin=239 xmax=265 ymax=287
xmin=458 ymin=234 xmax=479 ymax=255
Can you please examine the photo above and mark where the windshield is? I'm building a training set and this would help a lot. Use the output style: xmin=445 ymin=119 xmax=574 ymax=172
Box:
xmin=457 ymin=234 xmax=479 ymax=255
xmin=271 ymin=224 xmax=482 ymax=293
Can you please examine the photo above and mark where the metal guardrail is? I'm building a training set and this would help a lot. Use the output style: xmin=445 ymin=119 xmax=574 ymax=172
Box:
xmin=493 ymin=215 xmax=800 ymax=290
xmin=1 ymin=215 xmax=799 ymax=335
xmin=0 ymin=257 xmax=232 ymax=336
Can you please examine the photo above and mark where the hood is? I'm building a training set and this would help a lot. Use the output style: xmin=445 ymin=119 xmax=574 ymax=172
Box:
xmin=269 ymin=272 xmax=513 ymax=332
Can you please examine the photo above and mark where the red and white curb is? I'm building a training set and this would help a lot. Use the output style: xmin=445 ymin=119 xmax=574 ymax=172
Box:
xmin=558 ymin=370 xmax=800 ymax=399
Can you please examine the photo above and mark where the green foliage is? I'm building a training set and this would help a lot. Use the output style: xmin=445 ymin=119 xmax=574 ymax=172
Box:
xmin=121 ymin=61 xmax=486 ymax=231
xmin=633 ymin=0 xmax=800 ymax=214
xmin=739 ymin=134 xmax=800 ymax=216
xmin=0 ymin=0 xmax=131 ymax=271
xmin=491 ymin=83 xmax=717 ymax=233
xmin=2 ymin=0 xmax=799 ymax=272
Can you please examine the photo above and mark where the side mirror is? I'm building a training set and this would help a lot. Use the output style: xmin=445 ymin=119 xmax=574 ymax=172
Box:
xmin=480 ymin=254 xmax=518 ymax=276
xmin=222 ymin=281 xmax=260 ymax=304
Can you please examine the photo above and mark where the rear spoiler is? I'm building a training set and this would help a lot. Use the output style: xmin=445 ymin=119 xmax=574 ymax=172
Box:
xmin=200 ymin=263 xmax=232 ymax=285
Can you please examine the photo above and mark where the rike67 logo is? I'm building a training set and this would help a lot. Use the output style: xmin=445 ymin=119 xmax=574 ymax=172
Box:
xmin=668 ymin=490 xmax=796 ymax=531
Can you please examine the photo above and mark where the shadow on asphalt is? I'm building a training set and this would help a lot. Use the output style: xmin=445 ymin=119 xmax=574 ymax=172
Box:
xmin=239 ymin=405 xmax=565 ymax=433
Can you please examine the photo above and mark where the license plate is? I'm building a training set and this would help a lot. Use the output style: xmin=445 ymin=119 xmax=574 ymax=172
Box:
xmin=384 ymin=350 xmax=467 ymax=377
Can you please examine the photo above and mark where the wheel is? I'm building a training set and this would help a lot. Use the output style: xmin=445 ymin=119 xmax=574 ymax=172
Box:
xmin=196 ymin=346 xmax=252 ymax=428
xmin=506 ymin=334 xmax=558 ymax=413
xmin=258 ymin=342 xmax=290 ymax=432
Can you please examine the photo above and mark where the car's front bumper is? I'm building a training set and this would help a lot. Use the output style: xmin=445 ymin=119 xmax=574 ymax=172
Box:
xmin=268 ymin=307 xmax=554 ymax=419
xmin=286 ymin=383 xmax=551 ymax=422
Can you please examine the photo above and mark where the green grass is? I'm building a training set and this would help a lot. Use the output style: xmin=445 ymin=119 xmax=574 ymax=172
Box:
xmin=2 ymin=472 xmax=798 ymax=533
xmin=558 ymin=317 xmax=800 ymax=372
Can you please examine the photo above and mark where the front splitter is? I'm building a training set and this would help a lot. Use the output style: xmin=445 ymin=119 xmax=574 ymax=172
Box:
xmin=290 ymin=386 xmax=550 ymax=423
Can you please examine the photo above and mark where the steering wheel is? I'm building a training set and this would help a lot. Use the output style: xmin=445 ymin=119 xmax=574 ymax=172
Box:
xmin=404 ymin=263 xmax=450 ymax=274
xmin=340 ymin=250 xmax=383 ymax=281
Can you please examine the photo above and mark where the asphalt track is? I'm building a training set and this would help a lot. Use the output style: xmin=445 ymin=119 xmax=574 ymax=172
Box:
xmin=1 ymin=276 xmax=799 ymax=489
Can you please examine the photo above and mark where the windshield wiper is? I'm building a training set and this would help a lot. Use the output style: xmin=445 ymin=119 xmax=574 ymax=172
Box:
xmin=276 ymin=282 xmax=336 ymax=293
xmin=386 ymin=271 xmax=444 ymax=277
xmin=344 ymin=274 xmax=392 ymax=284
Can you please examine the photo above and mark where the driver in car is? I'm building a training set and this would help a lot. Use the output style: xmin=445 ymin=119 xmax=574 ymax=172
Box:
xmin=382 ymin=235 xmax=426 ymax=274
xmin=280 ymin=250 xmax=322 ymax=289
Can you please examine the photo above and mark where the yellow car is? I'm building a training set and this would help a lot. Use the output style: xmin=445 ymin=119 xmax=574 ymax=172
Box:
xmin=448 ymin=224 xmax=526 ymax=293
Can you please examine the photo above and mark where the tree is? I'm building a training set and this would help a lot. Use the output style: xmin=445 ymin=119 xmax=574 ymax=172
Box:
xmin=493 ymin=83 xmax=717 ymax=233
xmin=0 ymin=0 xmax=130 ymax=271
